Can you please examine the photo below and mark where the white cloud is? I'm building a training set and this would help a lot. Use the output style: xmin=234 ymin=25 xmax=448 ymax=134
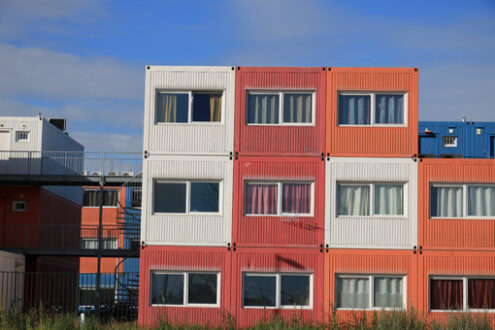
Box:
xmin=70 ymin=131 xmax=142 ymax=153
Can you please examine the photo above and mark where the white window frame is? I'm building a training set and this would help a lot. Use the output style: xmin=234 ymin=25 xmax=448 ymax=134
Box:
xmin=12 ymin=201 xmax=27 ymax=212
xmin=337 ymin=92 xmax=408 ymax=127
xmin=430 ymin=183 xmax=495 ymax=219
xmin=244 ymin=181 xmax=314 ymax=217
xmin=429 ymin=276 xmax=495 ymax=312
xmin=242 ymin=272 xmax=313 ymax=309
xmin=336 ymin=274 xmax=406 ymax=311
xmin=15 ymin=131 xmax=30 ymax=142
xmin=155 ymin=90 xmax=225 ymax=125
xmin=82 ymin=189 xmax=120 ymax=208
xmin=336 ymin=182 xmax=407 ymax=218
xmin=246 ymin=90 xmax=316 ymax=126
xmin=153 ymin=180 xmax=222 ymax=215
xmin=442 ymin=136 xmax=458 ymax=147
xmin=150 ymin=271 xmax=221 ymax=308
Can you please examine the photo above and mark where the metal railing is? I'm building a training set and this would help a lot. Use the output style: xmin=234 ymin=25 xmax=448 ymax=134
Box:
xmin=0 ymin=151 xmax=142 ymax=176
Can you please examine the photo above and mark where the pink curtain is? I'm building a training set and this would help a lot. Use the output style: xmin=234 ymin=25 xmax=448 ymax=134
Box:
xmin=468 ymin=279 xmax=495 ymax=309
xmin=244 ymin=184 xmax=278 ymax=215
xmin=282 ymin=183 xmax=311 ymax=214
xmin=430 ymin=279 xmax=463 ymax=310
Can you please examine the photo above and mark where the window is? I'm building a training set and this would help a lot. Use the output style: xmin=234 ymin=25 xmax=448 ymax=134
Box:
xmin=243 ymin=273 xmax=312 ymax=309
xmin=15 ymin=131 xmax=29 ymax=142
xmin=154 ymin=181 xmax=220 ymax=214
xmin=247 ymin=91 xmax=314 ymax=125
xmin=83 ymin=189 xmax=119 ymax=207
xmin=336 ymin=275 xmax=405 ymax=309
xmin=131 ymin=188 xmax=142 ymax=208
xmin=430 ymin=277 xmax=495 ymax=311
xmin=12 ymin=201 xmax=27 ymax=212
xmin=150 ymin=271 xmax=219 ymax=306
xmin=338 ymin=92 xmax=406 ymax=125
xmin=430 ymin=184 xmax=495 ymax=218
xmin=244 ymin=182 xmax=313 ymax=216
xmin=81 ymin=238 xmax=118 ymax=249
xmin=155 ymin=91 xmax=222 ymax=123
xmin=443 ymin=136 xmax=457 ymax=147
xmin=337 ymin=183 xmax=404 ymax=216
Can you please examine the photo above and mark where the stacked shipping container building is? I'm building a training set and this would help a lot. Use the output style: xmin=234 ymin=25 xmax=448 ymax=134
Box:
xmin=139 ymin=66 xmax=495 ymax=327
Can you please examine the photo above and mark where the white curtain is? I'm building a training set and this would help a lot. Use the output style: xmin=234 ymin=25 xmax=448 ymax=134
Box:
xmin=374 ymin=277 xmax=403 ymax=308
xmin=337 ymin=277 xmax=369 ymax=308
xmin=375 ymin=185 xmax=403 ymax=215
xmin=338 ymin=185 xmax=370 ymax=216
xmin=468 ymin=186 xmax=495 ymax=216
xmin=431 ymin=186 xmax=463 ymax=217
xmin=375 ymin=94 xmax=404 ymax=124
xmin=283 ymin=94 xmax=312 ymax=123
xmin=338 ymin=95 xmax=370 ymax=125
xmin=81 ymin=238 xmax=98 ymax=249
xmin=247 ymin=94 xmax=279 ymax=124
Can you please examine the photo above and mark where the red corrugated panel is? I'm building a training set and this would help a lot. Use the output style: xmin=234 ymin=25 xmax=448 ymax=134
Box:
xmin=138 ymin=246 xmax=232 ymax=328
xmin=325 ymin=249 xmax=418 ymax=324
xmin=235 ymin=67 xmax=326 ymax=156
xmin=233 ymin=156 xmax=324 ymax=248
xmin=327 ymin=68 xmax=418 ymax=157
xmin=419 ymin=159 xmax=495 ymax=250
xmin=232 ymin=247 xmax=324 ymax=328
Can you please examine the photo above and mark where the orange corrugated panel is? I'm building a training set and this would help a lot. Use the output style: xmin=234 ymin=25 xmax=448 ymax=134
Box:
xmin=235 ymin=67 xmax=326 ymax=156
xmin=138 ymin=246 xmax=232 ymax=328
xmin=327 ymin=68 xmax=418 ymax=157
xmin=232 ymin=247 xmax=324 ymax=327
xmin=419 ymin=159 xmax=495 ymax=250
xmin=233 ymin=156 xmax=324 ymax=248
xmin=324 ymin=249 xmax=418 ymax=323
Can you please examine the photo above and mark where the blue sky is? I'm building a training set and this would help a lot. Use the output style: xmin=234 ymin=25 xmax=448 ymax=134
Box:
xmin=0 ymin=0 xmax=494 ymax=151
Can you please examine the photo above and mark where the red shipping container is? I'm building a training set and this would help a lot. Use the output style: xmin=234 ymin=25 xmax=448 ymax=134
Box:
xmin=235 ymin=67 xmax=326 ymax=156
xmin=231 ymin=247 xmax=324 ymax=328
xmin=138 ymin=246 xmax=232 ymax=328
xmin=233 ymin=156 xmax=325 ymax=248
xmin=327 ymin=67 xmax=418 ymax=157
xmin=419 ymin=159 xmax=495 ymax=250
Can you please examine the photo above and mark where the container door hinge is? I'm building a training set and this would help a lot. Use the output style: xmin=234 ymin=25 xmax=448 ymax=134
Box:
xmin=326 ymin=153 xmax=330 ymax=161
xmin=227 ymin=242 xmax=231 ymax=251
xmin=321 ymin=153 xmax=325 ymax=161
xmin=235 ymin=152 xmax=239 ymax=160
xmin=141 ymin=241 xmax=146 ymax=250
xmin=325 ymin=244 xmax=329 ymax=253
xmin=229 ymin=152 xmax=233 ymax=160
xmin=320 ymin=244 xmax=324 ymax=253
xmin=419 ymin=246 xmax=423 ymax=254
xmin=233 ymin=242 xmax=237 ymax=251
xmin=144 ymin=150 xmax=149 ymax=159
xmin=413 ymin=245 xmax=417 ymax=254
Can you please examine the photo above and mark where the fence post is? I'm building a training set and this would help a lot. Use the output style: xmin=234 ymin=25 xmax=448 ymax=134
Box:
xmin=96 ymin=175 xmax=105 ymax=320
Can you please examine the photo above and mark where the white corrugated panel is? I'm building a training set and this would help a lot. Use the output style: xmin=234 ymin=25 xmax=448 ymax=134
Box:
xmin=41 ymin=119 xmax=84 ymax=152
xmin=143 ymin=66 xmax=235 ymax=155
xmin=325 ymin=157 xmax=418 ymax=249
xmin=0 ymin=251 xmax=25 ymax=311
xmin=142 ymin=155 xmax=233 ymax=246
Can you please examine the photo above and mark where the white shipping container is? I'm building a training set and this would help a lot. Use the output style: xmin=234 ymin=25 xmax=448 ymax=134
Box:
xmin=143 ymin=66 xmax=235 ymax=155
xmin=325 ymin=157 xmax=418 ymax=249
xmin=0 ymin=251 xmax=25 ymax=311
xmin=142 ymin=154 xmax=233 ymax=246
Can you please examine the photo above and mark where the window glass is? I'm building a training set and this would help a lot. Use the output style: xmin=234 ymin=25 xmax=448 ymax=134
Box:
xmin=83 ymin=190 xmax=118 ymax=207
xmin=374 ymin=277 xmax=403 ymax=308
xmin=13 ymin=201 xmax=27 ymax=212
xmin=443 ymin=136 xmax=457 ymax=147
xmin=336 ymin=277 xmax=369 ymax=309
xmin=243 ymin=275 xmax=276 ymax=307
xmin=154 ymin=182 xmax=186 ymax=213
xmin=151 ymin=273 xmax=184 ymax=305
xmin=188 ymin=273 xmax=217 ymax=304
xmin=192 ymin=93 xmax=222 ymax=122
xmin=338 ymin=95 xmax=371 ymax=125
xmin=375 ymin=94 xmax=404 ymax=124
xmin=375 ymin=184 xmax=403 ymax=215
xmin=430 ymin=186 xmax=463 ymax=217
xmin=283 ymin=94 xmax=312 ymax=123
xmin=190 ymin=182 xmax=219 ymax=212
xmin=281 ymin=275 xmax=310 ymax=306
xmin=81 ymin=238 xmax=118 ymax=249
xmin=282 ymin=183 xmax=311 ymax=214
xmin=430 ymin=279 xmax=463 ymax=310
xmin=156 ymin=93 xmax=188 ymax=123
xmin=468 ymin=279 xmax=495 ymax=309
xmin=467 ymin=186 xmax=495 ymax=216
xmin=337 ymin=185 xmax=370 ymax=216
xmin=247 ymin=94 xmax=279 ymax=124
xmin=244 ymin=183 xmax=278 ymax=215
xmin=15 ymin=131 xmax=29 ymax=141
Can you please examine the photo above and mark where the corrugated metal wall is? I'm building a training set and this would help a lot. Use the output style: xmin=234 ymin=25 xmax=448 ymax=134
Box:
xmin=419 ymin=159 xmax=495 ymax=250
xmin=0 ymin=117 xmax=42 ymax=152
xmin=235 ymin=67 xmax=326 ymax=156
xmin=142 ymin=155 xmax=233 ymax=246
xmin=143 ymin=66 xmax=235 ymax=155
xmin=325 ymin=158 xmax=418 ymax=249
xmin=327 ymin=68 xmax=418 ymax=157
xmin=231 ymin=247 xmax=324 ymax=327
xmin=138 ymin=246 xmax=232 ymax=327
xmin=41 ymin=119 xmax=84 ymax=152
xmin=233 ymin=156 xmax=324 ymax=247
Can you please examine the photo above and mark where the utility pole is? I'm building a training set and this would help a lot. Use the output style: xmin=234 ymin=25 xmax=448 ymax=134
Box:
xmin=96 ymin=175 xmax=104 ymax=320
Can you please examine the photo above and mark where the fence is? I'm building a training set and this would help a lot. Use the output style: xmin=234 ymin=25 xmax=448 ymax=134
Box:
xmin=0 ymin=271 xmax=139 ymax=321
